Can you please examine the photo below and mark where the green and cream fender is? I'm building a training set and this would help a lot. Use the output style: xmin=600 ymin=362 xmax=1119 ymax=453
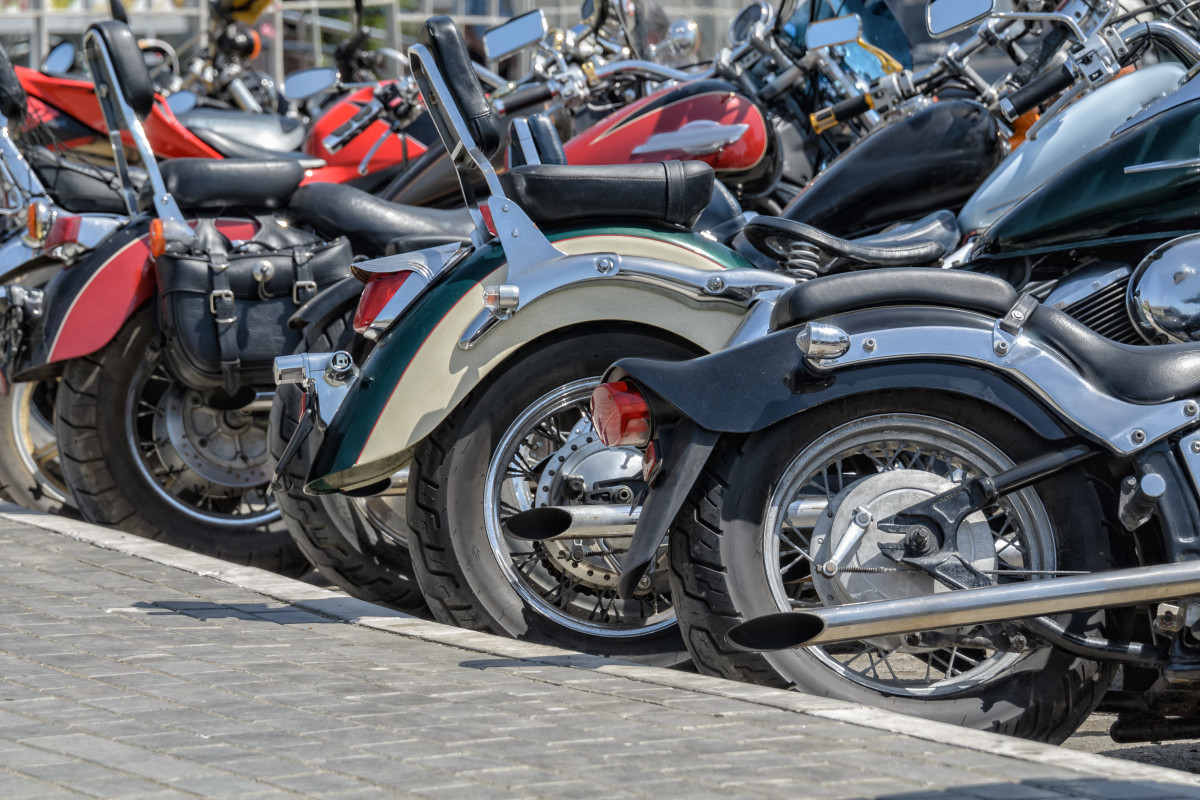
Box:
xmin=302 ymin=212 xmax=794 ymax=494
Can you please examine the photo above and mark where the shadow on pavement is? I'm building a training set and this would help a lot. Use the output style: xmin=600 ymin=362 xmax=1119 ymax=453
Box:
xmin=881 ymin=778 xmax=1200 ymax=799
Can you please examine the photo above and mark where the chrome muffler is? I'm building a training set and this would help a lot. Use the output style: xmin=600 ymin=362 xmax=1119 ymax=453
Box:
xmin=505 ymin=498 xmax=828 ymax=542
xmin=727 ymin=560 xmax=1200 ymax=652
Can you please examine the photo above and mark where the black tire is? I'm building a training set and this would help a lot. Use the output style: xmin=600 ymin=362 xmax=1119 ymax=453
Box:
xmin=56 ymin=308 xmax=308 ymax=575
xmin=669 ymin=391 xmax=1116 ymax=743
xmin=408 ymin=329 xmax=696 ymax=664
xmin=0 ymin=378 xmax=75 ymax=514
xmin=268 ymin=306 xmax=427 ymax=612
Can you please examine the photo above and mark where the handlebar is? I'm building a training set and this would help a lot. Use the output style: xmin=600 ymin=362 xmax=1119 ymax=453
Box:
xmin=999 ymin=58 xmax=1073 ymax=122
xmin=589 ymin=59 xmax=706 ymax=84
xmin=323 ymin=99 xmax=384 ymax=153
xmin=810 ymin=92 xmax=873 ymax=134
xmin=492 ymin=81 xmax=557 ymax=115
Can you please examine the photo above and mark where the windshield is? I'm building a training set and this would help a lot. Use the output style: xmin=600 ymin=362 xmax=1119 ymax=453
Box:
xmin=780 ymin=0 xmax=912 ymax=76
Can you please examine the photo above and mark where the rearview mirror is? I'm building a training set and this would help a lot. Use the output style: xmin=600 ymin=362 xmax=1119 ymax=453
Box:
xmin=41 ymin=41 xmax=76 ymax=75
xmin=165 ymin=89 xmax=197 ymax=115
xmin=804 ymin=15 xmax=863 ymax=51
xmin=927 ymin=0 xmax=995 ymax=38
xmin=483 ymin=10 xmax=548 ymax=61
xmin=283 ymin=67 xmax=339 ymax=102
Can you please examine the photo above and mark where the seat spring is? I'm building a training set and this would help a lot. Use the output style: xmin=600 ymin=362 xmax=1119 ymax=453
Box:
xmin=784 ymin=241 xmax=822 ymax=280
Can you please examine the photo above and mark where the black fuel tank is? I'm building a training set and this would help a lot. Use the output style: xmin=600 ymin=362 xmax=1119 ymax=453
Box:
xmin=781 ymin=99 xmax=1003 ymax=236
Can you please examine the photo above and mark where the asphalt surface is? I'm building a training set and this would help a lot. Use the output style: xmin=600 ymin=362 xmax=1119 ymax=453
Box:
xmin=3 ymin=507 xmax=1200 ymax=799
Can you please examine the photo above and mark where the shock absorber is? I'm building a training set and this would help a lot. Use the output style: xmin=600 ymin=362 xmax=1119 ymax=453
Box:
xmin=784 ymin=240 xmax=823 ymax=280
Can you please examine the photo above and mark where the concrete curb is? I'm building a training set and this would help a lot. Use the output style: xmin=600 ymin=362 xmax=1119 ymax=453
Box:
xmin=9 ymin=506 xmax=1199 ymax=788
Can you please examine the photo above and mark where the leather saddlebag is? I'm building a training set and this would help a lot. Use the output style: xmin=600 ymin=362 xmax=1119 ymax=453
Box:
xmin=156 ymin=216 xmax=353 ymax=396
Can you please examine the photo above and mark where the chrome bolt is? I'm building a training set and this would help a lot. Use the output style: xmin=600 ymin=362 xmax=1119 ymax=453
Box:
xmin=1186 ymin=402 xmax=1198 ymax=417
xmin=1131 ymin=429 xmax=1146 ymax=444
xmin=637 ymin=575 xmax=651 ymax=590
xmin=330 ymin=352 xmax=352 ymax=372
xmin=820 ymin=561 xmax=838 ymax=577
xmin=510 ymin=229 xmax=519 ymax=237
xmin=1191 ymin=440 xmax=1200 ymax=454
xmin=501 ymin=204 xmax=510 ymax=212
xmin=862 ymin=338 xmax=876 ymax=352
xmin=595 ymin=257 xmax=614 ymax=274
xmin=853 ymin=509 xmax=872 ymax=527
xmin=994 ymin=340 xmax=1009 ymax=355
xmin=1011 ymin=309 xmax=1025 ymax=321
xmin=706 ymin=276 xmax=725 ymax=292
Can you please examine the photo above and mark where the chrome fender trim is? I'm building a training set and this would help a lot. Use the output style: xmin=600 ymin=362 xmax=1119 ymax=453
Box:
xmin=459 ymin=251 xmax=795 ymax=350
xmin=806 ymin=322 xmax=1199 ymax=455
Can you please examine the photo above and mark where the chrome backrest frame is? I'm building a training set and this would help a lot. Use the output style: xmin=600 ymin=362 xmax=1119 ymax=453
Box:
xmin=408 ymin=42 xmax=502 ymax=248
xmin=82 ymin=26 xmax=183 ymax=223
xmin=0 ymin=114 xmax=45 ymax=213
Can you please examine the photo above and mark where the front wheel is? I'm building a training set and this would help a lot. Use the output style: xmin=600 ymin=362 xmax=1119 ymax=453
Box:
xmin=56 ymin=309 xmax=308 ymax=575
xmin=0 ymin=378 xmax=74 ymax=513
xmin=408 ymin=330 xmax=696 ymax=664
xmin=669 ymin=392 xmax=1116 ymax=743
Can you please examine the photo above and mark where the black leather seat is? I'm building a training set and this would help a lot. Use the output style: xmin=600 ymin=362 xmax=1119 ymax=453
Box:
xmin=1026 ymin=304 xmax=1200 ymax=404
xmin=288 ymin=181 xmax=474 ymax=255
xmin=177 ymin=108 xmax=307 ymax=154
xmin=143 ymin=158 xmax=306 ymax=211
xmin=770 ymin=269 xmax=1017 ymax=331
xmin=746 ymin=210 xmax=961 ymax=269
xmin=28 ymin=147 xmax=145 ymax=214
xmin=502 ymin=161 xmax=715 ymax=228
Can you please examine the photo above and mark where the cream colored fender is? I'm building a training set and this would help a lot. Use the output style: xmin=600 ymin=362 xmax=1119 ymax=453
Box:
xmin=304 ymin=228 xmax=793 ymax=494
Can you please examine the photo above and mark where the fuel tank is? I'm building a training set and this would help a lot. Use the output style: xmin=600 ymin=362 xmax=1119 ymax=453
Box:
xmin=959 ymin=62 xmax=1187 ymax=235
xmin=563 ymin=79 xmax=776 ymax=197
xmin=972 ymin=92 xmax=1200 ymax=260
xmin=781 ymin=99 xmax=1003 ymax=236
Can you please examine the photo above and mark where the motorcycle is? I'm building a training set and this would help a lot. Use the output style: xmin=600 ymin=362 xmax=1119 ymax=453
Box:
xmin=0 ymin=19 xmax=482 ymax=571
xmin=550 ymin=0 xmax=1200 ymax=745
xmin=579 ymin=262 xmax=1200 ymax=743
xmin=273 ymin=15 xmax=797 ymax=658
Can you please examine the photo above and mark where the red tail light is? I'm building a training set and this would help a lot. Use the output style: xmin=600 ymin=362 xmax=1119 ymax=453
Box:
xmin=44 ymin=214 xmax=82 ymax=251
xmin=591 ymin=380 xmax=651 ymax=447
xmin=353 ymin=271 xmax=411 ymax=334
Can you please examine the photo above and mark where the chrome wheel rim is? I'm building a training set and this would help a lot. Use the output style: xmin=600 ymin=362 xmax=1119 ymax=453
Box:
xmin=11 ymin=379 xmax=70 ymax=505
xmin=483 ymin=378 xmax=675 ymax=638
xmin=762 ymin=413 xmax=1054 ymax=696
xmin=126 ymin=355 xmax=278 ymax=527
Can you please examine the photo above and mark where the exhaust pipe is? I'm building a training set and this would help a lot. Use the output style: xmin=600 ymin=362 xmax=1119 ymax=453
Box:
xmin=726 ymin=560 xmax=1200 ymax=652
xmin=505 ymin=498 xmax=829 ymax=542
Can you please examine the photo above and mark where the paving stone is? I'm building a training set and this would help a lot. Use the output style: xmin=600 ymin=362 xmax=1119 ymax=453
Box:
xmin=0 ymin=516 xmax=1197 ymax=800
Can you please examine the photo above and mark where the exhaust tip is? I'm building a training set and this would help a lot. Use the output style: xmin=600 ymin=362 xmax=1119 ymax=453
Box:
xmin=505 ymin=507 xmax=574 ymax=541
xmin=726 ymin=611 xmax=826 ymax=652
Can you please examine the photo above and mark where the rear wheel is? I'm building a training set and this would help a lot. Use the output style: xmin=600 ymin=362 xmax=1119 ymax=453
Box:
xmin=268 ymin=306 xmax=426 ymax=611
xmin=0 ymin=377 xmax=74 ymax=513
xmin=669 ymin=392 xmax=1115 ymax=742
xmin=56 ymin=309 xmax=307 ymax=575
xmin=408 ymin=330 xmax=695 ymax=663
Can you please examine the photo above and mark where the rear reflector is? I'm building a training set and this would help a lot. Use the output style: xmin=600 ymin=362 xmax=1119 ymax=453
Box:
xmin=45 ymin=214 xmax=83 ymax=252
xmin=590 ymin=380 xmax=651 ymax=447
xmin=353 ymin=271 xmax=411 ymax=334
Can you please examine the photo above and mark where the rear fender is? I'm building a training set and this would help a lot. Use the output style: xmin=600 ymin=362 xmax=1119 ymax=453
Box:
xmin=306 ymin=226 xmax=792 ymax=493
xmin=17 ymin=218 xmax=154 ymax=377
xmin=614 ymin=304 xmax=1163 ymax=449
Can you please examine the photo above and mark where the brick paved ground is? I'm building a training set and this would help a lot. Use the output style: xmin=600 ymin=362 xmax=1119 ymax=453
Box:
xmin=2 ymin=507 xmax=1199 ymax=800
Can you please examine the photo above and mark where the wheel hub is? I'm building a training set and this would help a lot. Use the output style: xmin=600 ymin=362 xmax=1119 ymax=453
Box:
xmin=809 ymin=470 xmax=995 ymax=650
xmin=533 ymin=428 xmax=642 ymax=592
xmin=160 ymin=387 xmax=270 ymax=487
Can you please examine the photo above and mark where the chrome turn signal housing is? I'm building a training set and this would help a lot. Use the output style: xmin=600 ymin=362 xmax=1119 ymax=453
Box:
xmin=796 ymin=322 xmax=850 ymax=361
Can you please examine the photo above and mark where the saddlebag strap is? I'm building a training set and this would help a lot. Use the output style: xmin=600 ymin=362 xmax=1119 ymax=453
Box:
xmin=292 ymin=249 xmax=317 ymax=305
xmin=210 ymin=261 xmax=241 ymax=396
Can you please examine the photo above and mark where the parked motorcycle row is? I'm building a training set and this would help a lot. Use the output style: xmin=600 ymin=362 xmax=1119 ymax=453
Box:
xmin=6 ymin=0 xmax=1200 ymax=748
